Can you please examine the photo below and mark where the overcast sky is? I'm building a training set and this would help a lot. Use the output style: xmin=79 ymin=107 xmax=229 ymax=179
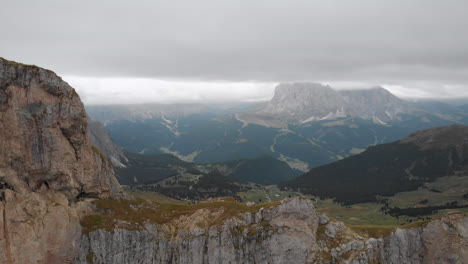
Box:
xmin=2 ymin=0 xmax=468 ymax=104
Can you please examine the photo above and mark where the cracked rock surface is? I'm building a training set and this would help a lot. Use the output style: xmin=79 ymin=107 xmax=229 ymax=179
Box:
xmin=0 ymin=57 xmax=121 ymax=264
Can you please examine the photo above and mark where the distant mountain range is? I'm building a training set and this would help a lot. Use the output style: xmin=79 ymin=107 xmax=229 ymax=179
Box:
xmin=280 ymin=124 xmax=468 ymax=204
xmin=87 ymin=82 xmax=468 ymax=174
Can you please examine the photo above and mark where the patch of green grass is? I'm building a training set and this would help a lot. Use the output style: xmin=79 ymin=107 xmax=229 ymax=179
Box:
xmin=387 ymin=176 xmax=468 ymax=208
xmin=81 ymin=215 xmax=104 ymax=233
xmin=238 ymin=185 xmax=298 ymax=203
xmin=348 ymin=225 xmax=396 ymax=238
xmin=80 ymin=196 xmax=281 ymax=234
xmin=126 ymin=190 xmax=189 ymax=205
xmin=348 ymin=218 xmax=434 ymax=238
xmin=315 ymin=199 xmax=407 ymax=226
xmin=91 ymin=145 xmax=110 ymax=167
xmin=86 ymin=253 xmax=94 ymax=264
xmin=439 ymin=208 xmax=468 ymax=214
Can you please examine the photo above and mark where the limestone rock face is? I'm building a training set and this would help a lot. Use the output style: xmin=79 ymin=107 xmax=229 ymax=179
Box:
xmin=74 ymin=198 xmax=320 ymax=264
xmin=74 ymin=198 xmax=468 ymax=264
xmin=0 ymin=57 xmax=121 ymax=264
xmin=317 ymin=212 xmax=468 ymax=264
xmin=381 ymin=212 xmax=468 ymax=264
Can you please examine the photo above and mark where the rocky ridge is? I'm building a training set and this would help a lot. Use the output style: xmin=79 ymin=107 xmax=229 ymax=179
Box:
xmin=74 ymin=197 xmax=468 ymax=264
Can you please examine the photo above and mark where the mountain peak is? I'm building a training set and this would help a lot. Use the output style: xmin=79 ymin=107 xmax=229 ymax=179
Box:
xmin=256 ymin=82 xmax=409 ymax=124
xmin=259 ymin=82 xmax=347 ymax=122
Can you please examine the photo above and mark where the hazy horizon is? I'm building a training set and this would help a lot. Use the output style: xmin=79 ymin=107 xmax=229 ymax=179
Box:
xmin=75 ymin=79 xmax=468 ymax=106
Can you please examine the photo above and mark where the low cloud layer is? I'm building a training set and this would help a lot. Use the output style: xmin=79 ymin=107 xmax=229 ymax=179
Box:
xmin=2 ymin=0 xmax=468 ymax=103
xmin=65 ymin=76 xmax=275 ymax=105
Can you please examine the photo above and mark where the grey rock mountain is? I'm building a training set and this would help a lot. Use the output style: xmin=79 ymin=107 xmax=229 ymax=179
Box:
xmin=254 ymin=82 xmax=411 ymax=125
xmin=339 ymin=87 xmax=411 ymax=123
xmin=258 ymin=83 xmax=349 ymax=123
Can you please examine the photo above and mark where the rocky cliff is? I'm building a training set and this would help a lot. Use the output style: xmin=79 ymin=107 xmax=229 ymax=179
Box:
xmin=0 ymin=57 xmax=121 ymax=264
xmin=75 ymin=198 xmax=319 ymax=264
xmin=74 ymin=197 xmax=468 ymax=264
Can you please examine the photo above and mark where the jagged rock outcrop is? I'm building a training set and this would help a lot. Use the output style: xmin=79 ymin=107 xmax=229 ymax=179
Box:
xmin=74 ymin=197 xmax=468 ymax=264
xmin=75 ymin=198 xmax=320 ymax=264
xmin=0 ymin=57 xmax=121 ymax=264
xmin=380 ymin=212 xmax=468 ymax=263
xmin=88 ymin=119 xmax=128 ymax=168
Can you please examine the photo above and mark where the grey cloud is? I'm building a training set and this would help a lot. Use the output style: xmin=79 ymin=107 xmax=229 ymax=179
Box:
xmin=1 ymin=0 xmax=468 ymax=98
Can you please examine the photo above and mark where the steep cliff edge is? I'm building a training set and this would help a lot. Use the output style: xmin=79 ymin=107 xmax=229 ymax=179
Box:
xmin=74 ymin=197 xmax=468 ymax=264
xmin=0 ymin=57 xmax=121 ymax=264
xmin=75 ymin=198 xmax=320 ymax=264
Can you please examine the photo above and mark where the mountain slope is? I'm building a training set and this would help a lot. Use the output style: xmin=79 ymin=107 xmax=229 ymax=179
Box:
xmin=114 ymin=152 xmax=200 ymax=186
xmin=136 ymin=170 xmax=246 ymax=200
xmin=214 ymin=155 xmax=302 ymax=184
xmin=339 ymin=87 xmax=411 ymax=122
xmin=281 ymin=125 xmax=468 ymax=204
